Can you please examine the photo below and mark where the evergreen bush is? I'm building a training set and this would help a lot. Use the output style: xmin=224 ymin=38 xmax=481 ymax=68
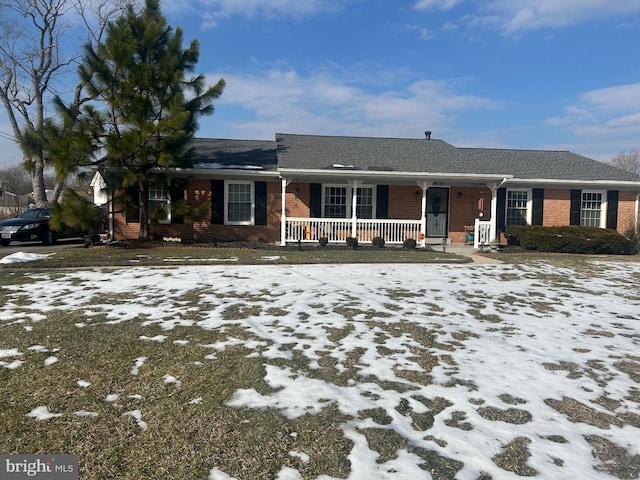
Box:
xmin=403 ymin=238 xmax=417 ymax=249
xmin=504 ymin=225 xmax=638 ymax=255
xmin=371 ymin=236 xmax=385 ymax=248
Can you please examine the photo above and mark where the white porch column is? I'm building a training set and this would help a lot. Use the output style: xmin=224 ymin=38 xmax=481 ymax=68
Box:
xmin=486 ymin=178 xmax=508 ymax=243
xmin=349 ymin=179 xmax=362 ymax=238
xmin=280 ymin=177 xmax=291 ymax=246
xmin=417 ymin=181 xmax=431 ymax=247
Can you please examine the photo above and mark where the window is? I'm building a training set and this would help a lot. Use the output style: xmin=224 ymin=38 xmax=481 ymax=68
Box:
xmin=324 ymin=186 xmax=347 ymax=218
xmin=322 ymin=185 xmax=375 ymax=218
xmin=226 ymin=182 xmax=253 ymax=224
xmin=356 ymin=187 xmax=374 ymax=219
xmin=148 ymin=183 xmax=170 ymax=224
xmin=581 ymin=191 xmax=603 ymax=227
xmin=506 ymin=190 xmax=529 ymax=226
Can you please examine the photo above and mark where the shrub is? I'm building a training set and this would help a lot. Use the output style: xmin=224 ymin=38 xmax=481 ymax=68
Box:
xmin=318 ymin=236 xmax=329 ymax=247
xmin=403 ymin=238 xmax=417 ymax=249
xmin=346 ymin=237 xmax=358 ymax=249
xmin=624 ymin=222 xmax=640 ymax=253
xmin=371 ymin=236 xmax=385 ymax=248
xmin=504 ymin=225 xmax=638 ymax=255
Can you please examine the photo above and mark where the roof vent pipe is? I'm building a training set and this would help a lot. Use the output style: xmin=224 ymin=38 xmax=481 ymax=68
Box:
xmin=425 ymin=131 xmax=432 ymax=140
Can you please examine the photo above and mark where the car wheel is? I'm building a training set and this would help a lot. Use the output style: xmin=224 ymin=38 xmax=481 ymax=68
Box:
xmin=42 ymin=228 xmax=56 ymax=246
xmin=0 ymin=240 xmax=10 ymax=247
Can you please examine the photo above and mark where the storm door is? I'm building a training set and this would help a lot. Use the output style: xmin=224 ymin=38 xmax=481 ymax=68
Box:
xmin=426 ymin=187 xmax=449 ymax=238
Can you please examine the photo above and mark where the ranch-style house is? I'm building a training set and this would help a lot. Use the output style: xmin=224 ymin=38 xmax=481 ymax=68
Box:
xmin=102 ymin=132 xmax=640 ymax=248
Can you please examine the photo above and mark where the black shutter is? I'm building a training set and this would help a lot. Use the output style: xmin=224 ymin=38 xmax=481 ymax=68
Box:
xmin=496 ymin=188 xmax=506 ymax=232
xmin=532 ymin=188 xmax=544 ymax=226
xmin=376 ymin=185 xmax=389 ymax=219
xmin=125 ymin=186 xmax=140 ymax=223
xmin=310 ymin=183 xmax=322 ymax=217
xmin=211 ymin=180 xmax=224 ymax=224
xmin=171 ymin=181 xmax=184 ymax=224
xmin=570 ymin=189 xmax=581 ymax=225
xmin=606 ymin=190 xmax=619 ymax=230
xmin=255 ymin=181 xmax=267 ymax=225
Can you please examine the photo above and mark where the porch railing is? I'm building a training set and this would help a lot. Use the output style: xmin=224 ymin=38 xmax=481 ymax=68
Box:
xmin=285 ymin=218 xmax=422 ymax=244
xmin=474 ymin=219 xmax=493 ymax=248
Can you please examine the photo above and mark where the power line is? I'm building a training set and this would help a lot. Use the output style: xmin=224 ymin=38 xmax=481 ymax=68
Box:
xmin=0 ymin=130 xmax=17 ymax=143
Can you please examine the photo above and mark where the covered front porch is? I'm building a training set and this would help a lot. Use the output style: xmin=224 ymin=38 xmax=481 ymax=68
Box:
xmin=278 ymin=176 xmax=506 ymax=248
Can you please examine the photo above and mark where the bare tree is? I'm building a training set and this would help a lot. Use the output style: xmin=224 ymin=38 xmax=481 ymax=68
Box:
xmin=610 ymin=148 xmax=640 ymax=176
xmin=0 ymin=0 xmax=130 ymax=207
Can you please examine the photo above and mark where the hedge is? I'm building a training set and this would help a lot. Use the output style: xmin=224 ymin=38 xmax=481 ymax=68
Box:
xmin=504 ymin=225 xmax=638 ymax=255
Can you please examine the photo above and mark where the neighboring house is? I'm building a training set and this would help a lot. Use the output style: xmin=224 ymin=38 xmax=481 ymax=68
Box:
xmin=107 ymin=133 xmax=640 ymax=247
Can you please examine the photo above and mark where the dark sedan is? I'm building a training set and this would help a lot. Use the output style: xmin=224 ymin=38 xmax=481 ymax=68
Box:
xmin=0 ymin=208 xmax=80 ymax=246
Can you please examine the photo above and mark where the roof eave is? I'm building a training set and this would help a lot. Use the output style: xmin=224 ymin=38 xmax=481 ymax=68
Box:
xmin=278 ymin=168 xmax=513 ymax=182
xmin=507 ymin=178 xmax=640 ymax=188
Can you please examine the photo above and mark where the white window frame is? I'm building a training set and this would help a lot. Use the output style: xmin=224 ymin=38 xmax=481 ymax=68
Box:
xmin=321 ymin=184 xmax=376 ymax=219
xmin=225 ymin=181 xmax=254 ymax=225
xmin=148 ymin=182 xmax=171 ymax=224
xmin=581 ymin=190 xmax=606 ymax=227
xmin=505 ymin=188 xmax=531 ymax=226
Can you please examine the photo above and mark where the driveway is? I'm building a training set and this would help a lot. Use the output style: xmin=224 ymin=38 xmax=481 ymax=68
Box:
xmin=0 ymin=238 xmax=85 ymax=259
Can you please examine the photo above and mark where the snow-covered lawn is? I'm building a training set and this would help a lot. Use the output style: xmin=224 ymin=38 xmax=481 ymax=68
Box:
xmin=1 ymin=260 xmax=639 ymax=479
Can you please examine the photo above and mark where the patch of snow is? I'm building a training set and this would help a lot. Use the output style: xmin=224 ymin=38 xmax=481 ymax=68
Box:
xmin=105 ymin=394 xmax=119 ymax=402
xmin=139 ymin=335 xmax=167 ymax=342
xmin=44 ymin=356 xmax=58 ymax=366
xmin=77 ymin=380 xmax=91 ymax=388
xmin=26 ymin=406 xmax=62 ymax=420
xmin=0 ymin=348 xmax=21 ymax=358
xmin=163 ymin=375 xmax=182 ymax=387
xmin=130 ymin=357 xmax=147 ymax=375
xmin=74 ymin=410 xmax=98 ymax=417
xmin=288 ymin=450 xmax=310 ymax=464
xmin=123 ymin=409 xmax=147 ymax=430
xmin=188 ymin=397 xmax=203 ymax=405
xmin=0 ymin=252 xmax=54 ymax=264
xmin=208 ymin=468 xmax=237 ymax=480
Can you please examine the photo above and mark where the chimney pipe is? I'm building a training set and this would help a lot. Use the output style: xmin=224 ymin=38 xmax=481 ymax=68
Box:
xmin=425 ymin=131 xmax=432 ymax=140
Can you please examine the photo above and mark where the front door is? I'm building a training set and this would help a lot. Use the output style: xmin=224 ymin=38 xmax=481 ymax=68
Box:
xmin=426 ymin=187 xmax=449 ymax=238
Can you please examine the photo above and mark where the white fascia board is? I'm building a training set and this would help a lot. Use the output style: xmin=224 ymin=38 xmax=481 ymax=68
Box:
xmin=506 ymin=178 xmax=640 ymax=189
xmin=174 ymin=168 xmax=280 ymax=179
xmin=277 ymin=168 xmax=513 ymax=182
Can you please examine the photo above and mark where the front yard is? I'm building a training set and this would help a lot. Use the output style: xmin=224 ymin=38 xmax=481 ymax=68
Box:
xmin=0 ymin=257 xmax=639 ymax=479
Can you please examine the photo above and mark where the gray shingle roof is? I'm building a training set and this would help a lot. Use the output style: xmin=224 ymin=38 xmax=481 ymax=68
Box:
xmin=460 ymin=147 xmax=640 ymax=182
xmin=190 ymin=138 xmax=277 ymax=170
xmin=276 ymin=133 xmax=640 ymax=183
xmin=188 ymin=134 xmax=640 ymax=184
xmin=276 ymin=133 xmax=466 ymax=173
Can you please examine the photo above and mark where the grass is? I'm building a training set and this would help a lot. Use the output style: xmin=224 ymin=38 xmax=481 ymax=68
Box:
xmin=0 ymin=243 xmax=473 ymax=269
xmin=1 ymin=246 xmax=639 ymax=478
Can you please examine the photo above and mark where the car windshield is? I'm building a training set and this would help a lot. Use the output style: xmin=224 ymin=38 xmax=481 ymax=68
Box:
xmin=18 ymin=208 xmax=49 ymax=219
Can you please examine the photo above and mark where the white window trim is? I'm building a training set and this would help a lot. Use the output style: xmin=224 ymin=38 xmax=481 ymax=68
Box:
xmin=321 ymin=184 xmax=376 ymax=219
xmin=224 ymin=180 xmax=255 ymax=225
xmin=505 ymin=188 xmax=532 ymax=226
xmin=581 ymin=190 xmax=607 ymax=228
xmin=149 ymin=182 xmax=171 ymax=224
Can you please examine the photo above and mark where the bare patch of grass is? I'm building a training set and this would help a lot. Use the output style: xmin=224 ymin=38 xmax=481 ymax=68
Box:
xmin=493 ymin=437 xmax=538 ymax=477
xmin=477 ymin=406 xmax=532 ymax=424
xmin=585 ymin=435 xmax=640 ymax=479
xmin=544 ymin=397 xmax=622 ymax=429
xmin=359 ymin=427 xmax=407 ymax=463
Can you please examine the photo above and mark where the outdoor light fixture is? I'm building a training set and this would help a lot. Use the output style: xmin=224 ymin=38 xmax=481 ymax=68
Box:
xmin=294 ymin=187 xmax=300 ymax=199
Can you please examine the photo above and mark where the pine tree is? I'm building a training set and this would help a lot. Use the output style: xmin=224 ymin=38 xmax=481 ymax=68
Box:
xmin=77 ymin=0 xmax=224 ymax=240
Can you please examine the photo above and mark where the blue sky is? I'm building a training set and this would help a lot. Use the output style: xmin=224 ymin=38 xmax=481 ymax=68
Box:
xmin=2 ymin=0 xmax=640 ymax=168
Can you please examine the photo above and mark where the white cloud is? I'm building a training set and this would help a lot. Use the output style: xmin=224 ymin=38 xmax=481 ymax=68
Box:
xmin=413 ymin=0 xmax=464 ymax=11
xmin=483 ymin=0 xmax=640 ymax=33
xmin=204 ymin=66 xmax=502 ymax=139
xmin=546 ymin=82 xmax=640 ymax=142
xmin=162 ymin=0 xmax=346 ymax=28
